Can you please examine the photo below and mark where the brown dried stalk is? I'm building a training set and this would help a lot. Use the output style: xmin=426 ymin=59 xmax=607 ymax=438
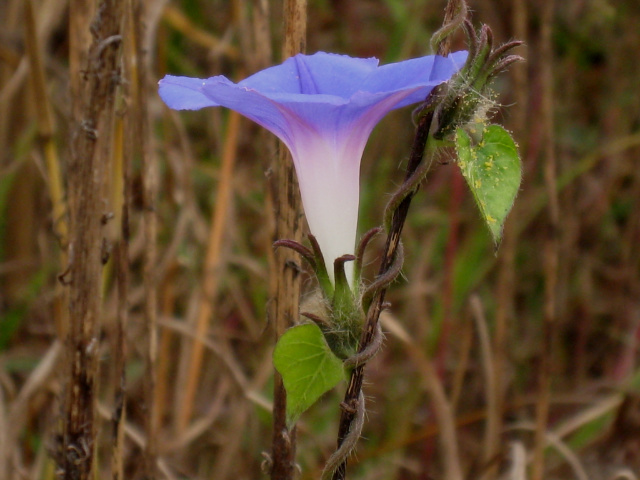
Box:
xmin=533 ymin=0 xmax=559 ymax=478
xmin=24 ymin=0 xmax=69 ymax=350
xmin=176 ymin=106 xmax=241 ymax=435
xmin=269 ymin=1 xmax=307 ymax=479
xmin=62 ymin=1 xmax=123 ymax=479
xmin=490 ymin=2 xmax=528 ymax=478
xmin=122 ymin=0 xmax=160 ymax=476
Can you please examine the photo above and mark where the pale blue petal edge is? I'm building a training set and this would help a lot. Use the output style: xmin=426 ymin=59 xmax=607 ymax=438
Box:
xmin=158 ymin=50 xmax=469 ymax=147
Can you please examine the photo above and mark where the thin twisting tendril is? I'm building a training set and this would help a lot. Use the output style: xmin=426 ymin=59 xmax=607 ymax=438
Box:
xmin=430 ymin=0 xmax=468 ymax=55
xmin=343 ymin=322 xmax=384 ymax=369
xmin=326 ymin=124 xmax=435 ymax=480
xmin=328 ymin=97 xmax=443 ymax=479
xmin=361 ymin=241 xmax=405 ymax=309
xmin=383 ymin=153 xmax=437 ymax=231
xmin=326 ymin=4 xmax=470 ymax=477
xmin=320 ymin=391 xmax=366 ymax=480
xmin=326 ymin=2 xmax=524 ymax=478
xmin=320 ymin=242 xmax=404 ymax=479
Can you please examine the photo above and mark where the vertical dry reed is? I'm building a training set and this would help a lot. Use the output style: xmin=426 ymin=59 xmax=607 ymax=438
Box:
xmin=489 ymin=2 xmax=528 ymax=478
xmin=533 ymin=0 xmax=559 ymax=478
xmin=125 ymin=0 xmax=160 ymax=476
xmin=270 ymin=1 xmax=307 ymax=479
xmin=62 ymin=1 xmax=123 ymax=479
xmin=110 ymin=112 xmax=128 ymax=480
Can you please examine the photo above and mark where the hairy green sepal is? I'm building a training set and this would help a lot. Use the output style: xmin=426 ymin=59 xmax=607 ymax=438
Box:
xmin=455 ymin=124 xmax=521 ymax=244
xmin=273 ymin=323 xmax=346 ymax=427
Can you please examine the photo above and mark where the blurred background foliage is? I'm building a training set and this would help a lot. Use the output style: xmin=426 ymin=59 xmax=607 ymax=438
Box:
xmin=0 ymin=0 xmax=639 ymax=479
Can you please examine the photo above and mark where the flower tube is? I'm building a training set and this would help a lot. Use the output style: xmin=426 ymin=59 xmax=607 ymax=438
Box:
xmin=159 ymin=51 xmax=467 ymax=284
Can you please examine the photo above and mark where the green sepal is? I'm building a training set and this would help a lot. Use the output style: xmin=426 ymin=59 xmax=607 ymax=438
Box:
xmin=332 ymin=254 xmax=355 ymax=310
xmin=308 ymin=234 xmax=334 ymax=299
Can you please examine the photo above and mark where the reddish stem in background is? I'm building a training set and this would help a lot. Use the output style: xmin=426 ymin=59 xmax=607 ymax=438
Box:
xmin=438 ymin=166 xmax=464 ymax=376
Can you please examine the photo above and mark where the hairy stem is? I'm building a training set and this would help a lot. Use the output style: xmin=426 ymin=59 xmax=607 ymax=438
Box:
xmin=330 ymin=107 xmax=437 ymax=480
xmin=328 ymin=4 xmax=470 ymax=477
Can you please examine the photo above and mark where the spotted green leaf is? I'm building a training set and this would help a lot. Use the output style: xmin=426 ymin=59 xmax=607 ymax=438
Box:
xmin=455 ymin=125 xmax=521 ymax=244
xmin=273 ymin=323 xmax=346 ymax=426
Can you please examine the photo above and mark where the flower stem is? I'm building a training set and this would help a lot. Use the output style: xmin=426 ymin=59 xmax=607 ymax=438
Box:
xmin=330 ymin=106 xmax=438 ymax=480
xmin=327 ymin=4 xmax=470 ymax=477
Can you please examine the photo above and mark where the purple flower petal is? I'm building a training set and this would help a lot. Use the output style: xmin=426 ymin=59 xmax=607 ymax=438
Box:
xmin=158 ymin=75 xmax=220 ymax=110
xmin=240 ymin=53 xmax=380 ymax=96
xmin=158 ymin=51 xmax=467 ymax=283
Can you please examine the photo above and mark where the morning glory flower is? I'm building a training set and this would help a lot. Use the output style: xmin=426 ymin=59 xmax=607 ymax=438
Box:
xmin=158 ymin=51 xmax=467 ymax=284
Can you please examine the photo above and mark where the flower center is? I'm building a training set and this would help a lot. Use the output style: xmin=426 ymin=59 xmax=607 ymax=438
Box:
xmin=293 ymin=56 xmax=320 ymax=94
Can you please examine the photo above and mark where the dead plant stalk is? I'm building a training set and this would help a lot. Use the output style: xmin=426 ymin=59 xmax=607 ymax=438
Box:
xmin=62 ymin=0 xmax=123 ymax=479
xmin=269 ymin=2 xmax=307 ymax=480
xmin=533 ymin=0 xmax=559 ymax=478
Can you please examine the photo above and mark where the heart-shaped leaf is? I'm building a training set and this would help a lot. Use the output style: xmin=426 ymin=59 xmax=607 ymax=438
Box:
xmin=455 ymin=125 xmax=521 ymax=244
xmin=273 ymin=323 xmax=346 ymax=426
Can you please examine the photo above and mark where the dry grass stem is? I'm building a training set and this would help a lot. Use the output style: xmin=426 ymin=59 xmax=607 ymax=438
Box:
xmin=96 ymin=403 xmax=178 ymax=480
xmin=509 ymin=422 xmax=590 ymax=480
xmin=177 ymin=110 xmax=241 ymax=432
xmin=62 ymin=1 xmax=123 ymax=478
xmin=533 ymin=0 xmax=559 ymax=478
xmin=382 ymin=311 xmax=463 ymax=480
xmin=24 ymin=0 xmax=69 ymax=340
xmin=470 ymin=295 xmax=500 ymax=477
xmin=507 ymin=442 xmax=527 ymax=480
xmin=269 ymin=1 xmax=307 ymax=479
xmin=162 ymin=4 xmax=239 ymax=60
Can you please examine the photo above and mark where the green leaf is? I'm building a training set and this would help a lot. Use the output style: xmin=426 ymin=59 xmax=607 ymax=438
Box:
xmin=273 ymin=323 xmax=346 ymax=426
xmin=455 ymin=125 xmax=521 ymax=244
